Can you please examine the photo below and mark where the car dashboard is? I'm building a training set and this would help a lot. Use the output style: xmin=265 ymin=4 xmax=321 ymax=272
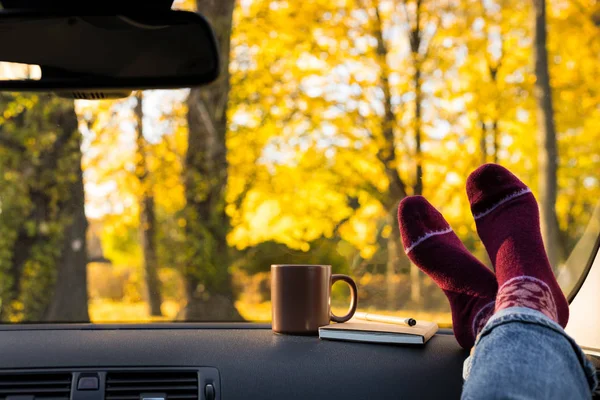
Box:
xmin=0 ymin=324 xmax=467 ymax=399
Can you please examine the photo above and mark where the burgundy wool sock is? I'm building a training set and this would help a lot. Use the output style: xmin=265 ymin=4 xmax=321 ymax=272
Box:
xmin=398 ymin=196 xmax=498 ymax=349
xmin=466 ymin=163 xmax=569 ymax=327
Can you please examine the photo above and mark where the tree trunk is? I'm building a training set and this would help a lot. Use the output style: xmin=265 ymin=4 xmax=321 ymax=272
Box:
xmin=533 ymin=0 xmax=563 ymax=269
xmin=181 ymin=0 xmax=242 ymax=321
xmin=372 ymin=5 xmax=412 ymax=308
xmin=491 ymin=119 xmax=499 ymax=163
xmin=413 ymin=65 xmax=423 ymax=197
xmin=0 ymin=96 xmax=89 ymax=321
xmin=410 ymin=61 xmax=423 ymax=304
xmin=479 ymin=120 xmax=488 ymax=165
xmin=45 ymin=154 xmax=89 ymax=322
xmin=409 ymin=0 xmax=425 ymax=303
xmin=140 ymin=195 xmax=163 ymax=316
xmin=592 ymin=0 xmax=600 ymax=26
xmin=385 ymin=209 xmax=412 ymax=308
xmin=135 ymin=93 xmax=163 ymax=317
xmin=45 ymin=100 xmax=89 ymax=321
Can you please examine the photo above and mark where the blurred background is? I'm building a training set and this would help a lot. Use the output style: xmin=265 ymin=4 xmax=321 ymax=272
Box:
xmin=0 ymin=0 xmax=599 ymax=326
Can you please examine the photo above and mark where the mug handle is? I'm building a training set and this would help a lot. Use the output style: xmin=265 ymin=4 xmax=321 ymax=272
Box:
xmin=330 ymin=274 xmax=358 ymax=323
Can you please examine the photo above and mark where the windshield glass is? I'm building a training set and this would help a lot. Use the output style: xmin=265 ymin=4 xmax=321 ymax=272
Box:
xmin=0 ymin=1 xmax=599 ymax=324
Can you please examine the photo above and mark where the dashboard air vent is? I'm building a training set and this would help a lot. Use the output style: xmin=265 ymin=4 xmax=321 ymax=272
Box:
xmin=0 ymin=372 xmax=72 ymax=400
xmin=105 ymin=371 xmax=199 ymax=400
xmin=72 ymin=92 xmax=107 ymax=100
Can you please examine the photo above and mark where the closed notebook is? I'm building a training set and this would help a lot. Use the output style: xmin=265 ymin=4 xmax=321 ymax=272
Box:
xmin=318 ymin=318 xmax=438 ymax=345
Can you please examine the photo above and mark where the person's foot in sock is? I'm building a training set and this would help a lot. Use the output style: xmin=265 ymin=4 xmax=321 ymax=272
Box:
xmin=398 ymin=196 xmax=498 ymax=349
xmin=466 ymin=163 xmax=569 ymax=327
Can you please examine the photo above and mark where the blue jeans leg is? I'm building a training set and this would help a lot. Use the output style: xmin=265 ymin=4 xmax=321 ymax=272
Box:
xmin=462 ymin=307 xmax=598 ymax=400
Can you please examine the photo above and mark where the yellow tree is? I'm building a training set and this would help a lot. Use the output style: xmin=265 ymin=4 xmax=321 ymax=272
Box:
xmin=533 ymin=0 xmax=562 ymax=268
xmin=0 ymin=93 xmax=88 ymax=322
xmin=182 ymin=0 xmax=243 ymax=320
xmin=134 ymin=92 xmax=163 ymax=316
xmin=549 ymin=0 xmax=600 ymax=267
xmin=220 ymin=0 xmax=599 ymax=314
xmin=227 ymin=0 xmax=462 ymax=308
xmin=79 ymin=91 xmax=187 ymax=317
xmin=447 ymin=0 xmax=600 ymax=270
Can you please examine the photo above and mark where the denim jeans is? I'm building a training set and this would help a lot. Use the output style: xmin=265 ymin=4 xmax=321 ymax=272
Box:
xmin=462 ymin=307 xmax=598 ymax=399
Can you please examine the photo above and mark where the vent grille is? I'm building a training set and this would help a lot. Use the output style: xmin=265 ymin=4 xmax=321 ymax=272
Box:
xmin=0 ymin=373 xmax=72 ymax=400
xmin=105 ymin=371 xmax=199 ymax=400
xmin=71 ymin=92 xmax=107 ymax=100
xmin=56 ymin=90 xmax=133 ymax=100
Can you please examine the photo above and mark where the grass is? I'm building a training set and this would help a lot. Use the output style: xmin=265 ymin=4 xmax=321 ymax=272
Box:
xmin=89 ymin=299 xmax=452 ymax=328
xmin=88 ymin=299 xmax=182 ymax=322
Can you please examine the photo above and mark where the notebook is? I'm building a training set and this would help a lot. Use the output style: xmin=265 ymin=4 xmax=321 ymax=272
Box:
xmin=318 ymin=318 xmax=438 ymax=345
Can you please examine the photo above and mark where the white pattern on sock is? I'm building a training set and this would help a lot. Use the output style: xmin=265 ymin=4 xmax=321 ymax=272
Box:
xmin=496 ymin=275 xmax=558 ymax=322
xmin=473 ymin=188 xmax=532 ymax=220
xmin=405 ymin=227 xmax=453 ymax=253
xmin=498 ymin=275 xmax=552 ymax=292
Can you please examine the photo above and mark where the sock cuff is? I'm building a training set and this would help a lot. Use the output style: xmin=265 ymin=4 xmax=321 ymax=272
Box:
xmin=404 ymin=227 xmax=453 ymax=253
xmin=498 ymin=275 xmax=552 ymax=293
xmin=471 ymin=300 xmax=495 ymax=337
xmin=496 ymin=275 xmax=558 ymax=322
xmin=472 ymin=187 xmax=532 ymax=220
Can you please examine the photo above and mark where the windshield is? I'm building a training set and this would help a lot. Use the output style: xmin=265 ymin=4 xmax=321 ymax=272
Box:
xmin=0 ymin=1 xmax=599 ymax=324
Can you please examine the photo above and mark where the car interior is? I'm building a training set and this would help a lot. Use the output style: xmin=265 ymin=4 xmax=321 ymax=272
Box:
xmin=0 ymin=0 xmax=599 ymax=399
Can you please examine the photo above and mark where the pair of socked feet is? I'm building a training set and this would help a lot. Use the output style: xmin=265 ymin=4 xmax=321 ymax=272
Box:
xmin=397 ymin=163 xmax=569 ymax=349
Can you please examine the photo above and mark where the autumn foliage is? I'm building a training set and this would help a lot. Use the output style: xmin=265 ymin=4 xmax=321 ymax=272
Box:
xmin=0 ymin=0 xmax=599 ymax=322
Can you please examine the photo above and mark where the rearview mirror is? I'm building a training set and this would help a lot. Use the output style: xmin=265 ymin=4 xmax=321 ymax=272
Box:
xmin=0 ymin=10 xmax=220 ymax=97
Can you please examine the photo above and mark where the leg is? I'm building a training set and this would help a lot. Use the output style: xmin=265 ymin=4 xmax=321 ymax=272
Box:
xmin=466 ymin=164 xmax=569 ymax=326
xmin=462 ymin=307 xmax=597 ymax=400
xmin=463 ymin=164 xmax=595 ymax=398
xmin=397 ymin=196 xmax=497 ymax=349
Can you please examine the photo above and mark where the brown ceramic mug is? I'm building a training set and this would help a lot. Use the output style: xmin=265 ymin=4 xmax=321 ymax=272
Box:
xmin=271 ymin=264 xmax=358 ymax=335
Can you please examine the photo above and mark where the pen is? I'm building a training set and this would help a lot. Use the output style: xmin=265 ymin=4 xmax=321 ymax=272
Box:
xmin=355 ymin=312 xmax=417 ymax=327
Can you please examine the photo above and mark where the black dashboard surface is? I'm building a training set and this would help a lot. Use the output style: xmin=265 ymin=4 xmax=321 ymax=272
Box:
xmin=0 ymin=324 xmax=467 ymax=399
